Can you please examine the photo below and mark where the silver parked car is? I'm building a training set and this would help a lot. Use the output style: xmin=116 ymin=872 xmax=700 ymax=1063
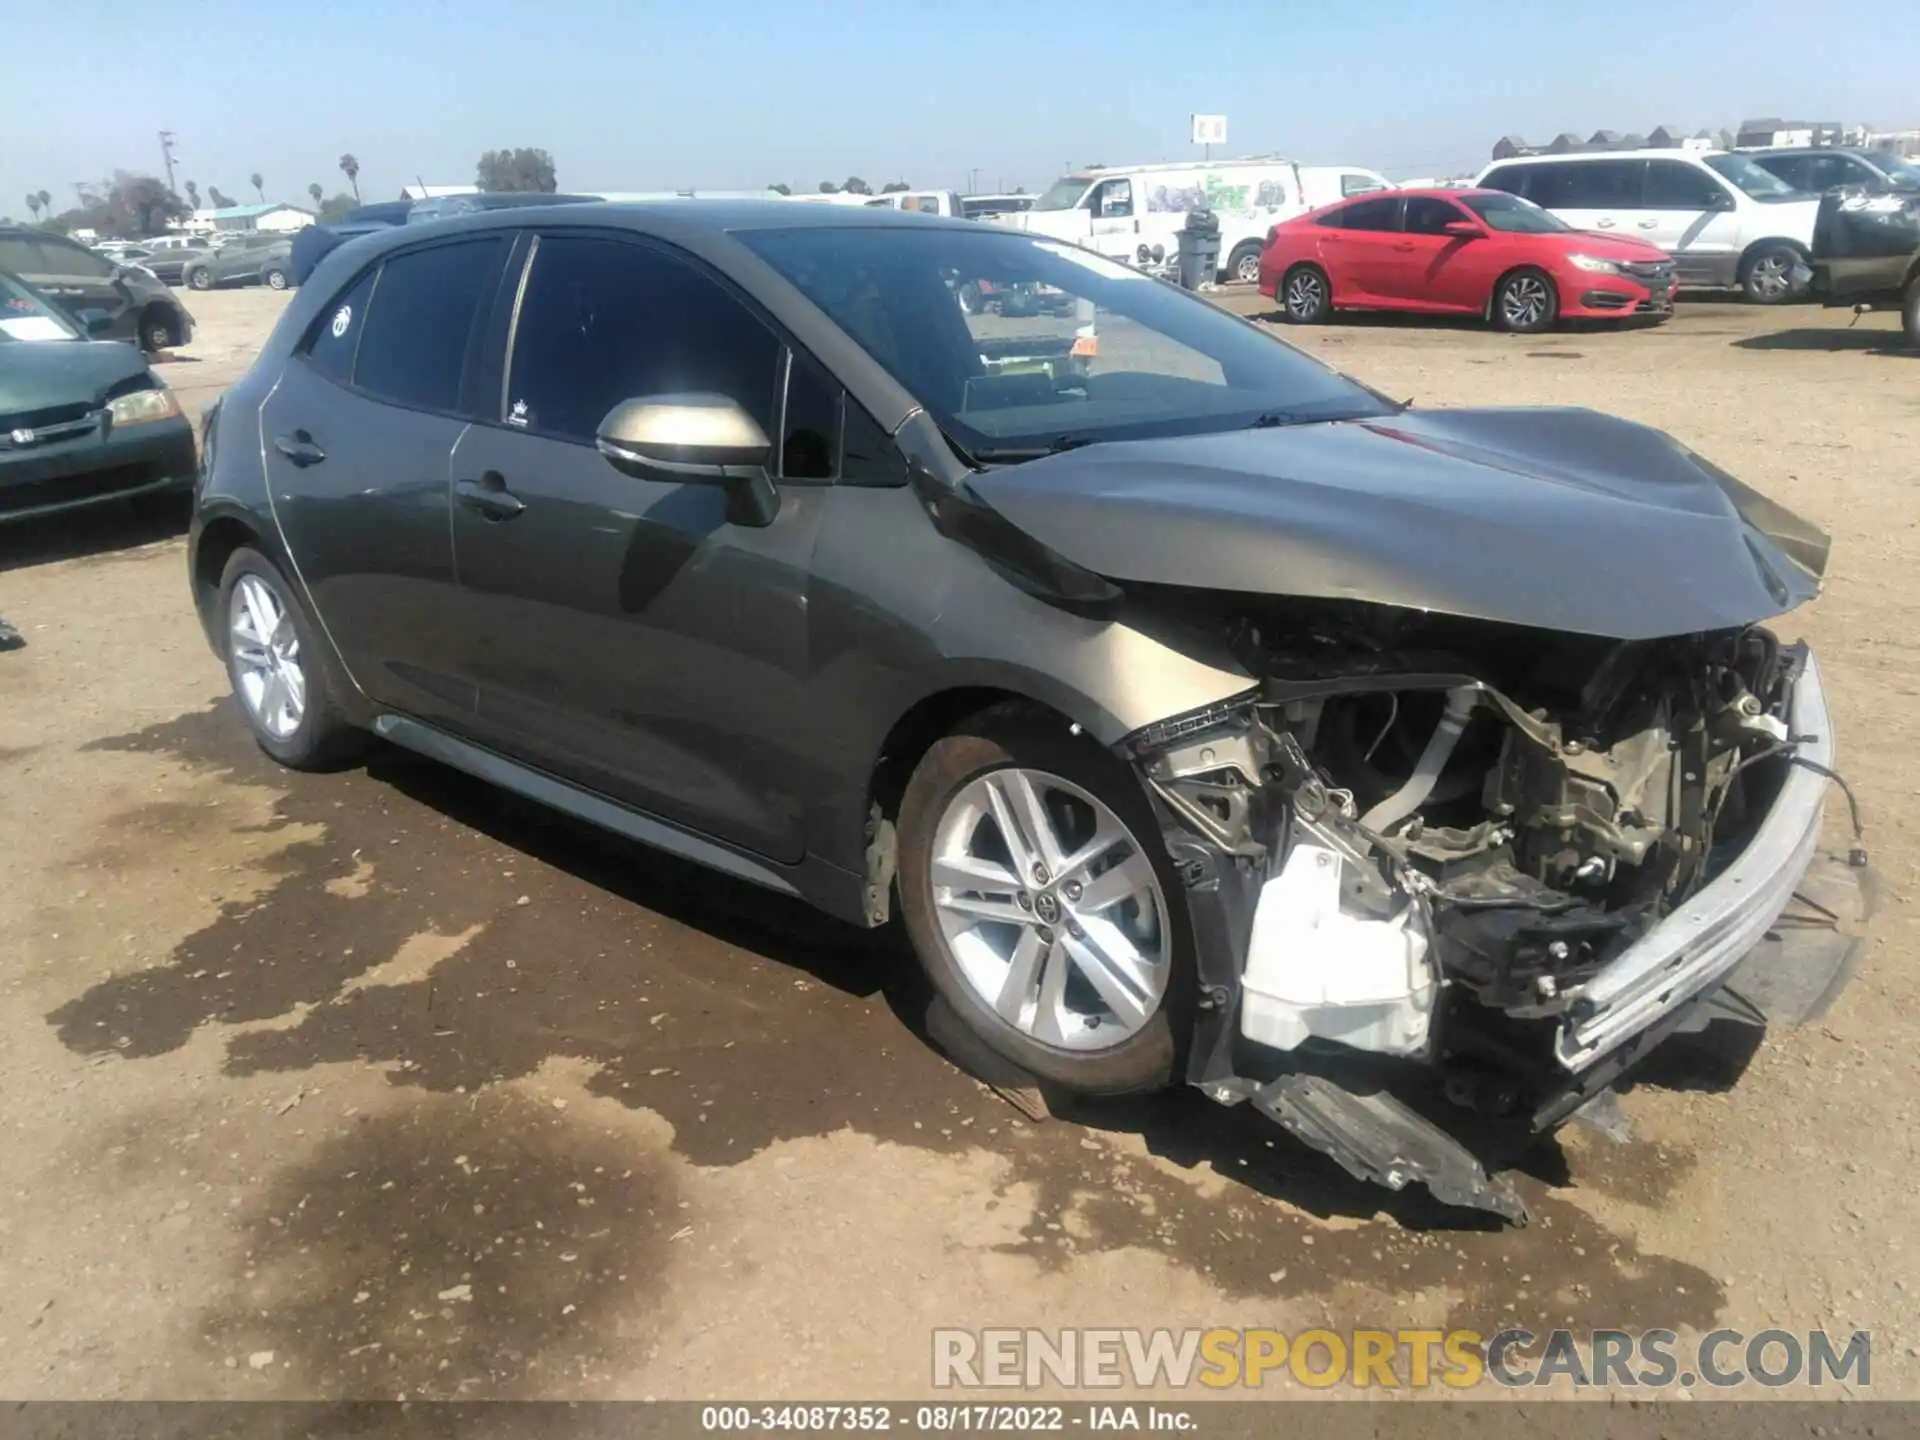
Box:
xmin=182 ymin=231 xmax=295 ymax=291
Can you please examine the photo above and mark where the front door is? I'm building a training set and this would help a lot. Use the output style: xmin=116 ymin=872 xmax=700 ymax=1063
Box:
xmin=1387 ymin=195 xmax=1497 ymax=311
xmin=260 ymin=235 xmax=510 ymax=728
xmin=1640 ymin=159 xmax=1743 ymax=287
xmin=1088 ymin=178 xmax=1138 ymax=262
xmin=446 ymin=231 xmax=826 ymax=862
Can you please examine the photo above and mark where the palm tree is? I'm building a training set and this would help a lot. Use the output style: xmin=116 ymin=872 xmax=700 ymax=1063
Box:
xmin=185 ymin=180 xmax=200 ymax=210
xmin=24 ymin=193 xmax=39 ymax=222
xmin=338 ymin=153 xmax=361 ymax=201
xmin=35 ymin=189 xmax=50 ymax=219
xmin=250 ymin=172 xmax=265 ymax=203
xmin=308 ymin=182 xmax=323 ymax=210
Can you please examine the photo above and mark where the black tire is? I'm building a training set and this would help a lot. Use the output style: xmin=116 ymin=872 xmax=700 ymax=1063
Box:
xmin=1740 ymin=242 xmax=1802 ymax=305
xmin=263 ymin=265 xmax=289 ymax=291
xmin=897 ymin=708 xmax=1191 ymax=1096
xmin=1903 ymin=276 xmax=1920 ymax=350
xmin=187 ymin=267 xmax=214 ymax=291
xmin=1280 ymin=264 xmax=1332 ymax=323
xmin=1493 ymin=267 xmax=1558 ymax=333
xmin=217 ymin=547 xmax=363 ymax=771
xmin=140 ymin=305 xmax=179 ymax=354
xmin=1226 ymin=240 xmax=1264 ymax=286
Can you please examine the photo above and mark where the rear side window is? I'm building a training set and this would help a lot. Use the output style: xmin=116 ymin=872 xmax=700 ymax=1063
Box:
xmin=31 ymin=239 xmax=113 ymax=278
xmin=505 ymin=234 xmax=781 ymax=445
xmin=1480 ymin=165 xmax=1530 ymax=198
xmin=351 ymin=238 xmax=505 ymax=413
xmin=1334 ymin=195 xmax=1401 ymax=231
xmin=302 ymin=269 xmax=377 ymax=385
xmin=1340 ymin=172 xmax=1385 ymax=197
xmin=1534 ymin=159 xmax=1643 ymax=209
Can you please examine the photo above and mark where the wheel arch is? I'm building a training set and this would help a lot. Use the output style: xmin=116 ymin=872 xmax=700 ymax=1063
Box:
xmin=190 ymin=509 xmax=267 ymax=645
xmin=1487 ymin=262 xmax=1559 ymax=320
xmin=1736 ymin=234 xmax=1809 ymax=276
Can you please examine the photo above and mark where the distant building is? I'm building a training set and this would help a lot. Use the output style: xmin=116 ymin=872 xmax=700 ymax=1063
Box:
xmin=182 ymin=203 xmax=315 ymax=235
xmin=1492 ymin=123 xmax=1751 ymax=160
xmin=1735 ymin=118 xmax=1863 ymax=149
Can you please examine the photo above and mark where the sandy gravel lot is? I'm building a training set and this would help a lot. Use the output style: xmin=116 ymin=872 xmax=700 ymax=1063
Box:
xmin=0 ymin=284 xmax=1915 ymax=1402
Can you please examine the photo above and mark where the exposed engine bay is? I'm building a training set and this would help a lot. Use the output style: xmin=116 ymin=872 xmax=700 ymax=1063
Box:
xmin=1125 ymin=598 xmax=1866 ymax=1223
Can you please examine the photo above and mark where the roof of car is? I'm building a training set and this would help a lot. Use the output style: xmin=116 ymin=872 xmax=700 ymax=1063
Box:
xmin=360 ymin=198 xmax=983 ymax=245
xmin=1483 ymin=149 xmax=1730 ymax=166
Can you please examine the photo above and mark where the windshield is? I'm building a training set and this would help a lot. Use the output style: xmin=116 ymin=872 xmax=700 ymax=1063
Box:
xmin=1876 ymin=154 xmax=1920 ymax=191
xmin=0 ymin=271 xmax=81 ymax=342
xmin=1704 ymin=154 xmax=1804 ymax=200
xmin=1460 ymin=191 xmax=1572 ymax=233
xmin=737 ymin=226 xmax=1396 ymax=460
xmin=1029 ymin=176 xmax=1094 ymax=212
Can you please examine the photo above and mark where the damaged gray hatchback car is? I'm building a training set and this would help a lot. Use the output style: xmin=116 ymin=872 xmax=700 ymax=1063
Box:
xmin=189 ymin=203 xmax=1869 ymax=1223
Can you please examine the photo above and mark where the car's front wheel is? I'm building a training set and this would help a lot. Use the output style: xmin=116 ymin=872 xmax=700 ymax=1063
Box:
xmin=187 ymin=268 xmax=214 ymax=291
xmin=1280 ymin=264 xmax=1332 ymax=323
xmin=1741 ymin=242 xmax=1802 ymax=304
xmin=218 ymin=548 xmax=362 ymax=770
xmin=1903 ymin=275 xmax=1920 ymax=349
xmin=1493 ymin=267 xmax=1557 ymax=332
xmin=263 ymin=265 xmax=290 ymax=290
xmin=898 ymin=710 xmax=1188 ymax=1095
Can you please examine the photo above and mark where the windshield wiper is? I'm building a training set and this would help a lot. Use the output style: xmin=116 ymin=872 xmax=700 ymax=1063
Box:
xmin=970 ymin=433 xmax=1103 ymax=463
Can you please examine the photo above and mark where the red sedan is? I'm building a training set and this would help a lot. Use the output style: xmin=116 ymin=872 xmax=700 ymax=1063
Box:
xmin=1258 ymin=187 xmax=1676 ymax=333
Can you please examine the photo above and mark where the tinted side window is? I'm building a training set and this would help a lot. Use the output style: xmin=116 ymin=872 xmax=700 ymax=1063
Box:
xmin=351 ymin=238 xmax=504 ymax=414
xmin=782 ymin=350 xmax=840 ymax=480
xmin=1755 ymin=155 xmax=1810 ymax=190
xmin=33 ymin=239 xmax=113 ymax=278
xmin=1480 ymin=165 xmax=1531 ymax=199
xmin=840 ymin=400 xmax=904 ymax=486
xmin=1404 ymin=197 xmax=1467 ymax=234
xmin=1546 ymin=160 xmax=1644 ymax=208
xmin=506 ymin=235 xmax=781 ymax=445
xmin=301 ymin=269 xmax=378 ymax=386
xmin=0 ymin=239 xmax=37 ymax=271
xmin=1644 ymin=160 xmax=1724 ymax=209
xmin=1337 ymin=196 xmax=1401 ymax=231
xmin=1341 ymin=172 xmax=1385 ymax=197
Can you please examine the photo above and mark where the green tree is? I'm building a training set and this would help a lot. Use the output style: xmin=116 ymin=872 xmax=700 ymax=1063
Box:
xmin=767 ymin=182 xmax=792 ymax=195
xmin=817 ymin=180 xmax=839 ymax=193
xmin=317 ymin=193 xmax=357 ymax=223
xmin=36 ymin=189 xmax=51 ymax=218
xmin=250 ymin=172 xmax=265 ymax=202
xmin=338 ymin=153 xmax=361 ymax=201
xmin=207 ymin=186 xmax=236 ymax=208
xmin=881 ymin=180 xmax=910 ymax=193
xmin=842 ymin=175 xmax=872 ymax=195
xmin=184 ymin=179 xmax=200 ymax=210
xmin=24 ymin=193 xmax=40 ymax=222
xmin=308 ymin=182 xmax=323 ymax=209
xmin=476 ymin=147 xmax=557 ymax=193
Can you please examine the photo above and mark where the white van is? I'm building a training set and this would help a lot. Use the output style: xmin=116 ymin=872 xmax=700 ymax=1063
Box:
xmin=1003 ymin=159 xmax=1391 ymax=282
xmin=862 ymin=190 xmax=965 ymax=218
xmin=1475 ymin=150 xmax=1820 ymax=302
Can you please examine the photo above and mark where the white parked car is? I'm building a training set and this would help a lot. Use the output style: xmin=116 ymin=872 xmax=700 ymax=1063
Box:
xmin=1475 ymin=150 xmax=1819 ymax=303
xmin=1002 ymin=159 xmax=1392 ymax=284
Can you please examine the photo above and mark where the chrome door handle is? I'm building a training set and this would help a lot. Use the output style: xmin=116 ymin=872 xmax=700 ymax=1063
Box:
xmin=273 ymin=432 xmax=326 ymax=467
xmin=455 ymin=474 xmax=526 ymax=520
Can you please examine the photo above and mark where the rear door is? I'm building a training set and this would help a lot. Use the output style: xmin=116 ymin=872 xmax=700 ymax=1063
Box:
xmin=1320 ymin=193 xmax=1404 ymax=302
xmin=1532 ymin=158 xmax=1646 ymax=239
xmin=259 ymin=234 xmax=510 ymax=728
xmin=444 ymin=230 xmax=830 ymax=861
xmin=1641 ymin=159 xmax=1742 ymax=285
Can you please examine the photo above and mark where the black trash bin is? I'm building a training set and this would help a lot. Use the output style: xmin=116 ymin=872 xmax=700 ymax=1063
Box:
xmin=1175 ymin=208 xmax=1221 ymax=289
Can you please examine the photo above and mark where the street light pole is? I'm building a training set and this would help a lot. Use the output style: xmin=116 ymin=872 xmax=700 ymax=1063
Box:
xmin=158 ymin=131 xmax=178 ymax=194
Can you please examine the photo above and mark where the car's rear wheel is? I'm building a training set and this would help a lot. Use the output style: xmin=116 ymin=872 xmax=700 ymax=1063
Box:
xmin=141 ymin=306 xmax=179 ymax=353
xmin=1281 ymin=264 xmax=1332 ymax=323
xmin=1902 ymin=275 xmax=1920 ymax=350
xmin=1741 ymin=242 xmax=1801 ymax=304
xmin=1227 ymin=240 xmax=1263 ymax=285
xmin=897 ymin=709 xmax=1189 ymax=1095
xmin=218 ymin=548 xmax=362 ymax=771
xmin=187 ymin=268 xmax=213 ymax=291
xmin=1493 ymin=268 xmax=1557 ymax=332
xmin=263 ymin=265 xmax=290 ymax=291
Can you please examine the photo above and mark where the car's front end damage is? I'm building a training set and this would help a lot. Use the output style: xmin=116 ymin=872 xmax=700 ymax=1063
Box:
xmin=951 ymin=404 xmax=1874 ymax=1224
xmin=1125 ymin=604 xmax=1866 ymax=1223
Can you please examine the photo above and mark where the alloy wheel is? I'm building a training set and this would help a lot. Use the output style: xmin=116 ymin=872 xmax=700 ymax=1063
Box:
xmin=1748 ymin=253 xmax=1792 ymax=301
xmin=229 ymin=574 xmax=306 ymax=740
xmin=1502 ymin=274 xmax=1551 ymax=328
xmin=929 ymin=767 xmax=1169 ymax=1051
xmin=1235 ymin=251 xmax=1262 ymax=284
xmin=1286 ymin=271 xmax=1325 ymax=319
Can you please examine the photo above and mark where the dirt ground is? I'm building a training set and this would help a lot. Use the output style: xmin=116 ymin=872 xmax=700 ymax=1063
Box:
xmin=0 ymin=284 xmax=1916 ymax=1402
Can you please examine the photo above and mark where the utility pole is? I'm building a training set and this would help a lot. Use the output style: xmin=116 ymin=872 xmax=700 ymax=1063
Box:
xmin=158 ymin=131 xmax=178 ymax=194
xmin=968 ymin=167 xmax=979 ymax=195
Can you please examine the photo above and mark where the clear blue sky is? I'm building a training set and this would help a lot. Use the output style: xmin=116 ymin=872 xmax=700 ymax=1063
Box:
xmin=5 ymin=0 xmax=1914 ymax=216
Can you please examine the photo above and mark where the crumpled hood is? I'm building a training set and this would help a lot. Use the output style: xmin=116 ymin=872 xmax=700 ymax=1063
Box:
xmin=965 ymin=407 xmax=1828 ymax=640
xmin=0 ymin=339 xmax=151 ymax=418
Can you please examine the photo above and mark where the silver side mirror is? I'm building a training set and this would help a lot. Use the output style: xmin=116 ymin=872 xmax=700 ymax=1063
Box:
xmin=596 ymin=393 xmax=779 ymax=526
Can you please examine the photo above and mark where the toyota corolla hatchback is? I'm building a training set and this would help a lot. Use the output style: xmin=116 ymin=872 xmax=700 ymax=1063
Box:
xmin=189 ymin=203 xmax=1864 ymax=1222
xmin=1260 ymin=188 xmax=1676 ymax=332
